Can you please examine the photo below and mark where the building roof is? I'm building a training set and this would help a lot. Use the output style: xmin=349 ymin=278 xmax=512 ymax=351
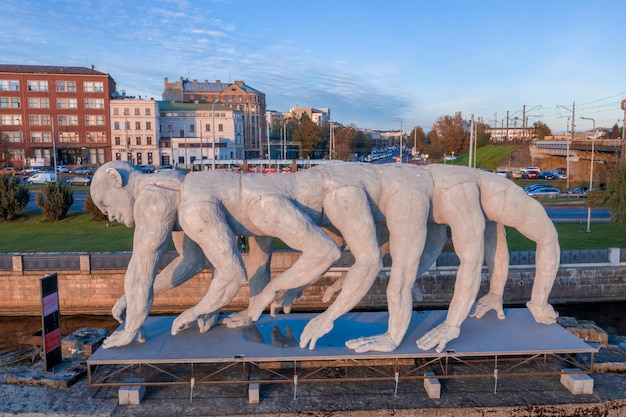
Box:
xmin=182 ymin=79 xmax=264 ymax=95
xmin=157 ymin=101 xmax=234 ymax=112
xmin=0 ymin=64 xmax=109 ymax=76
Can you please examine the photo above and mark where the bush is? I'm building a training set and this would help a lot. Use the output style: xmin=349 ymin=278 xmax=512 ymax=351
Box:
xmin=84 ymin=191 xmax=107 ymax=222
xmin=35 ymin=182 xmax=74 ymax=221
xmin=0 ymin=175 xmax=30 ymax=221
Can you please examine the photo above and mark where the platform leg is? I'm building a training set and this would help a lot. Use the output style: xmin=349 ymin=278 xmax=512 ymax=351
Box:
xmin=423 ymin=372 xmax=441 ymax=399
xmin=248 ymin=376 xmax=260 ymax=404
xmin=293 ymin=374 xmax=298 ymax=400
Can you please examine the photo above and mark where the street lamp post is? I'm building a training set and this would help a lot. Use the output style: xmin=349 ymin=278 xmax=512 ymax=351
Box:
xmin=393 ymin=116 xmax=402 ymax=163
xmin=211 ymin=100 xmax=221 ymax=170
xmin=580 ymin=116 xmax=595 ymax=233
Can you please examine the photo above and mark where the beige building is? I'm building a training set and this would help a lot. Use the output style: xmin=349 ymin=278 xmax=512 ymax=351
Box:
xmin=110 ymin=96 xmax=159 ymax=167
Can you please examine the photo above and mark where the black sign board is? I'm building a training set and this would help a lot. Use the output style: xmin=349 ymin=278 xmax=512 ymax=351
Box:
xmin=40 ymin=273 xmax=61 ymax=371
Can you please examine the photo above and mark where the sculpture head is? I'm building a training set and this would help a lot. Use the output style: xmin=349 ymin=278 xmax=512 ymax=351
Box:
xmin=90 ymin=161 xmax=142 ymax=227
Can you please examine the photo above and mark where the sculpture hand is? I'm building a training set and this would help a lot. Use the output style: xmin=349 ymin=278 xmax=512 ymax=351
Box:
xmin=322 ymin=278 xmax=345 ymax=303
xmin=300 ymin=315 xmax=334 ymax=350
xmin=222 ymin=310 xmax=254 ymax=328
xmin=345 ymin=332 xmax=399 ymax=353
xmin=111 ymin=296 xmax=127 ymax=324
xmin=416 ymin=323 xmax=461 ymax=353
xmin=102 ymin=327 xmax=145 ymax=349
xmin=469 ymin=292 xmax=505 ymax=320
xmin=171 ymin=309 xmax=198 ymax=335
xmin=526 ymin=301 xmax=559 ymax=324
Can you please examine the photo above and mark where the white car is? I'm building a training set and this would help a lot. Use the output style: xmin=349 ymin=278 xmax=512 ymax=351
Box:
xmin=56 ymin=166 xmax=69 ymax=173
xmin=27 ymin=172 xmax=57 ymax=184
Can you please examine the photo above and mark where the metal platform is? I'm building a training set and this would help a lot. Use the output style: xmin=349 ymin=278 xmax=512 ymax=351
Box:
xmin=87 ymin=309 xmax=597 ymax=394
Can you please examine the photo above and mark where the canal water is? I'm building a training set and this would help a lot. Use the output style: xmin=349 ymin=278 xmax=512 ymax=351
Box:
xmin=1 ymin=302 xmax=624 ymax=356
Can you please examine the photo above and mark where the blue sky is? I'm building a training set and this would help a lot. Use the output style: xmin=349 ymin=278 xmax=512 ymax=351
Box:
xmin=1 ymin=0 xmax=625 ymax=133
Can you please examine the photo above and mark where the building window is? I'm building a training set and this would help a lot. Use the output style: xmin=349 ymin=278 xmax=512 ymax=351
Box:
xmin=86 ymin=115 xmax=96 ymax=126
xmin=189 ymin=124 xmax=195 ymax=133
xmin=218 ymin=124 xmax=223 ymax=132
xmin=115 ymin=136 xmax=121 ymax=146
xmin=205 ymin=123 xmax=210 ymax=132
xmin=146 ymin=136 xmax=152 ymax=145
xmin=69 ymin=98 xmax=77 ymax=109
xmin=135 ymin=108 xmax=140 ymax=115
xmin=114 ymin=121 xmax=120 ymax=130
xmin=136 ymin=137 xmax=141 ymax=146
xmin=28 ymin=97 xmax=49 ymax=108
xmin=135 ymin=121 xmax=141 ymax=130
xmin=115 ymin=153 xmax=121 ymax=161
xmin=113 ymin=107 xmax=119 ymax=115
xmin=144 ymin=108 xmax=151 ymax=116
xmin=83 ymin=81 xmax=102 ymax=93
xmin=84 ymin=82 xmax=93 ymax=92
xmin=96 ymin=115 xmax=105 ymax=125
xmin=9 ymin=80 xmax=19 ymax=91
xmin=147 ymin=152 xmax=153 ymax=164
xmin=136 ymin=153 xmax=142 ymax=165
xmin=57 ymin=115 xmax=68 ymax=126
xmin=146 ymin=121 xmax=152 ymax=130
xmin=69 ymin=115 xmax=78 ymax=126
xmin=0 ymin=81 xmax=7 ymax=91
xmin=57 ymin=98 xmax=76 ymax=109
xmin=85 ymin=98 xmax=95 ymax=109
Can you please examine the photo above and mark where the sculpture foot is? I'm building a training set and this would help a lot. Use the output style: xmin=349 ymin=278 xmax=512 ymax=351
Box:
xmin=299 ymin=315 xmax=334 ymax=350
xmin=526 ymin=301 xmax=559 ymax=324
xmin=111 ymin=296 xmax=127 ymax=324
xmin=197 ymin=311 xmax=219 ymax=333
xmin=416 ymin=323 xmax=461 ymax=353
xmin=102 ymin=328 xmax=144 ymax=349
xmin=271 ymin=288 xmax=302 ymax=316
xmin=222 ymin=310 xmax=254 ymax=328
xmin=247 ymin=292 xmax=276 ymax=322
xmin=469 ymin=292 xmax=505 ymax=320
xmin=171 ymin=309 xmax=198 ymax=335
xmin=345 ymin=332 xmax=399 ymax=353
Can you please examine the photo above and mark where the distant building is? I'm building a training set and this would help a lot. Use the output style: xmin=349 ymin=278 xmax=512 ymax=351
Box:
xmin=286 ymin=107 xmax=330 ymax=125
xmin=158 ymin=101 xmax=244 ymax=168
xmin=110 ymin=95 xmax=159 ymax=167
xmin=162 ymin=77 xmax=266 ymax=159
xmin=0 ymin=64 xmax=116 ymax=168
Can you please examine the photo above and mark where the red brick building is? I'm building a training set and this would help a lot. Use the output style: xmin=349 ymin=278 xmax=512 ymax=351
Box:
xmin=0 ymin=64 xmax=116 ymax=168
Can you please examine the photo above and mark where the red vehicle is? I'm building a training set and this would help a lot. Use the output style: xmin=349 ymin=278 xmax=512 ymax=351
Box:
xmin=523 ymin=169 xmax=540 ymax=179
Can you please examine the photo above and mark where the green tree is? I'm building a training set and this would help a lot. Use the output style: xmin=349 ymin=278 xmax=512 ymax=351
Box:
xmin=600 ymin=161 xmax=626 ymax=224
xmin=293 ymin=118 xmax=321 ymax=157
xmin=36 ymin=182 xmax=74 ymax=222
xmin=84 ymin=191 xmax=107 ymax=222
xmin=0 ymin=174 xmax=29 ymax=221
xmin=533 ymin=121 xmax=552 ymax=139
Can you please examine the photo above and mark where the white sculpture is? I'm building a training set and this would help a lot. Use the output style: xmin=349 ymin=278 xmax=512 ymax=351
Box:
xmin=91 ymin=162 xmax=559 ymax=353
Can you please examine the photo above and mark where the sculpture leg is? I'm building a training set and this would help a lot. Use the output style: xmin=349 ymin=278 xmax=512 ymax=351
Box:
xmin=222 ymin=235 xmax=275 ymax=328
xmin=417 ymin=183 xmax=485 ymax=353
xmin=299 ymin=186 xmax=383 ymax=349
xmin=346 ymin=192 xmax=430 ymax=353
xmin=112 ymin=231 xmax=206 ymax=324
xmin=470 ymin=221 xmax=508 ymax=320
xmin=171 ymin=202 xmax=248 ymax=335
xmin=246 ymin=196 xmax=342 ymax=322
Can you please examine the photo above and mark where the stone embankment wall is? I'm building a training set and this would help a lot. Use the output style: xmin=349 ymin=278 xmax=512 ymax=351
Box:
xmin=0 ymin=249 xmax=625 ymax=316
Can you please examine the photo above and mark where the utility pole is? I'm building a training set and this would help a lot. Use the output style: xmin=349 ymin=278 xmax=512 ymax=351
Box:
xmin=522 ymin=105 xmax=526 ymax=141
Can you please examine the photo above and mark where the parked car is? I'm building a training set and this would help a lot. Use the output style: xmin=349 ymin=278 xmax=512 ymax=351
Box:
xmin=538 ymin=171 xmax=556 ymax=180
xmin=550 ymin=169 xmax=567 ymax=180
xmin=526 ymin=187 xmax=561 ymax=197
xmin=156 ymin=165 xmax=174 ymax=172
xmin=67 ymin=175 xmax=91 ymax=186
xmin=71 ymin=166 xmax=94 ymax=175
xmin=510 ymin=169 xmax=523 ymax=179
xmin=565 ymin=186 xmax=589 ymax=197
xmin=140 ymin=165 xmax=155 ymax=173
xmin=496 ymin=170 xmax=509 ymax=177
xmin=523 ymin=169 xmax=540 ymax=179
xmin=524 ymin=184 xmax=552 ymax=193
xmin=26 ymin=172 xmax=57 ymax=184
xmin=0 ymin=166 xmax=18 ymax=175
xmin=56 ymin=166 xmax=69 ymax=173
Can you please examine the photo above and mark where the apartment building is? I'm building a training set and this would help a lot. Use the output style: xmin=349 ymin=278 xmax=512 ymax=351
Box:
xmin=110 ymin=95 xmax=159 ymax=167
xmin=162 ymin=77 xmax=266 ymax=159
xmin=158 ymin=101 xmax=244 ymax=169
xmin=0 ymin=64 xmax=115 ymax=168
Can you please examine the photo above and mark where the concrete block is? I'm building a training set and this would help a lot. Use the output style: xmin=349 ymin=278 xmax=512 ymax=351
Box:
xmin=424 ymin=372 xmax=441 ymax=399
xmin=119 ymin=378 xmax=146 ymax=405
xmin=560 ymin=368 xmax=594 ymax=395
xmin=249 ymin=376 xmax=260 ymax=404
